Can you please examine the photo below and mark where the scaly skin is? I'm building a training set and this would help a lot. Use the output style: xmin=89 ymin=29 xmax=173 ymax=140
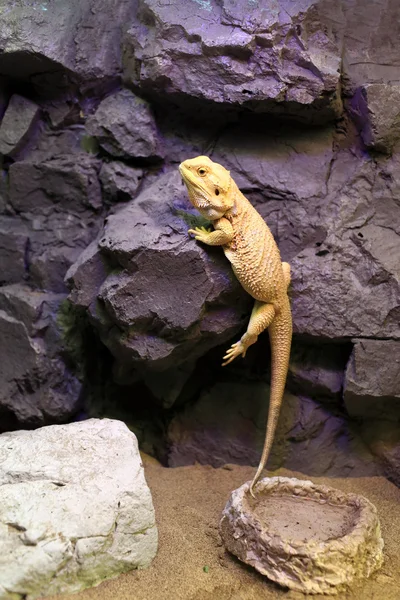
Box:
xmin=179 ymin=156 xmax=292 ymax=496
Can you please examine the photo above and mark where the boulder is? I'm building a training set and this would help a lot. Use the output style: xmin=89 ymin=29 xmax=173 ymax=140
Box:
xmin=85 ymin=90 xmax=163 ymax=160
xmin=0 ymin=217 xmax=29 ymax=285
xmin=0 ymin=285 xmax=81 ymax=430
xmin=0 ymin=95 xmax=41 ymax=159
xmin=343 ymin=0 xmax=400 ymax=92
xmin=99 ymin=161 xmax=144 ymax=203
xmin=350 ymin=84 xmax=400 ymax=153
xmin=124 ymin=0 xmax=344 ymax=122
xmin=288 ymin=341 xmax=348 ymax=400
xmin=344 ymin=340 xmax=400 ymax=420
xmin=8 ymin=154 xmax=103 ymax=292
xmin=0 ymin=0 xmax=137 ymax=97
xmin=67 ymin=170 xmax=251 ymax=377
xmin=0 ymin=419 xmax=157 ymax=599
xmin=167 ymin=379 xmax=377 ymax=478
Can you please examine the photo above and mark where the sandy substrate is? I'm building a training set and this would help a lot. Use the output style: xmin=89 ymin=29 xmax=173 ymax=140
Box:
xmin=46 ymin=456 xmax=400 ymax=600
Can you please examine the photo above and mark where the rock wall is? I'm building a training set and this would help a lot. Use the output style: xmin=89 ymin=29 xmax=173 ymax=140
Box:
xmin=0 ymin=0 xmax=399 ymax=482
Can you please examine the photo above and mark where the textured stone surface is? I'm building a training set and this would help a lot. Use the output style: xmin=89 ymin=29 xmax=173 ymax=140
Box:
xmin=344 ymin=340 xmax=400 ymax=420
xmin=168 ymin=379 xmax=377 ymax=478
xmin=0 ymin=419 xmax=157 ymax=599
xmin=350 ymin=84 xmax=400 ymax=153
xmin=288 ymin=341 xmax=348 ymax=400
xmin=0 ymin=285 xmax=81 ymax=430
xmin=220 ymin=476 xmax=383 ymax=594
xmin=86 ymin=90 xmax=163 ymax=160
xmin=0 ymin=0 xmax=136 ymax=96
xmin=99 ymin=161 xmax=144 ymax=203
xmin=67 ymin=171 xmax=251 ymax=376
xmin=0 ymin=217 xmax=29 ymax=285
xmin=124 ymin=0 xmax=344 ymax=122
xmin=343 ymin=0 xmax=400 ymax=92
xmin=8 ymin=154 xmax=103 ymax=292
xmin=0 ymin=95 xmax=40 ymax=158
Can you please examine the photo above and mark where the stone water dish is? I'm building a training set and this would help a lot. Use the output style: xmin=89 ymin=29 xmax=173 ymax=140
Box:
xmin=220 ymin=476 xmax=384 ymax=595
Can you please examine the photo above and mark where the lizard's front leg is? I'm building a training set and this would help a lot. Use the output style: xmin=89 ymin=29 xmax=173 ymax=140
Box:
xmin=222 ymin=301 xmax=275 ymax=366
xmin=188 ymin=217 xmax=233 ymax=246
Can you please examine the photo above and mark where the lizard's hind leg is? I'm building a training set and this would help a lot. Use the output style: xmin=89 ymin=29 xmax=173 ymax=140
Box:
xmin=222 ymin=301 xmax=275 ymax=366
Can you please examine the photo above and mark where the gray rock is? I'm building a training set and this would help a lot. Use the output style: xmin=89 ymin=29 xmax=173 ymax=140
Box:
xmin=99 ymin=161 xmax=144 ymax=203
xmin=359 ymin=421 xmax=400 ymax=487
xmin=0 ymin=1 xmax=137 ymax=96
xmin=288 ymin=342 xmax=347 ymax=400
xmin=86 ymin=90 xmax=163 ymax=159
xmin=0 ymin=217 xmax=29 ymax=285
xmin=8 ymin=155 xmax=103 ymax=292
xmin=291 ymin=227 xmax=400 ymax=340
xmin=0 ymin=286 xmax=81 ymax=429
xmin=167 ymin=380 xmax=377 ymax=478
xmin=67 ymin=171 xmax=250 ymax=376
xmin=124 ymin=0 xmax=344 ymax=122
xmin=343 ymin=0 xmax=400 ymax=92
xmin=0 ymin=95 xmax=40 ymax=159
xmin=0 ymin=284 xmax=63 ymax=339
xmin=65 ymin=238 xmax=109 ymax=309
xmin=350 ymin=84 xmax=400 ymax=153
xmin=0 ymin=419 xmax=157 ymax=599
xmin=344 ymin=340 xmax=400 ymax=420
xmin=143 ymin=363 xmax=196 ymax=409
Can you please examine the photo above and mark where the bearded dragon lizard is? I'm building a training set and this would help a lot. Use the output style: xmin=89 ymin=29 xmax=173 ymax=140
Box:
xmin=179 ymin=156 xmax=292 ymax=496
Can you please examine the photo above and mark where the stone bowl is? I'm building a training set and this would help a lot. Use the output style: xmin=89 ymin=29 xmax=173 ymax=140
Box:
xmin=220 ymin=476 xmax=384 ymax=595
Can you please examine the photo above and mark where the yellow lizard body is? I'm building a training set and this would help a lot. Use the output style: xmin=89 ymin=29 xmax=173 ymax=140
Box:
xmin=179 ymin=156 xmax=292 ymax=496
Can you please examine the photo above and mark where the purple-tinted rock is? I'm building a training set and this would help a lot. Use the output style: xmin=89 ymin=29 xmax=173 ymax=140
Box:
xmin=8 ymin=155 xmax=103 ymax=292
xmin=0 ymin=286 xmax=82 ymax=430
xmin=0 ymin=217 xmax=29 ymax=285
xmin=343 ymin=0 xmax=400 ymax=92
xmin=99 ymin=161 xmax=144 ymax=203
xmin=288 ymin=342 xmax=347 ymax=400
xmin=65 ymin=238 xmax=109 ymax=309
xmin=350 ymin=84 xmax=400 ymax=153
xmin=67 ymin=171 xmax=250 ymax=377
xmin=344 ymin=340 xmax=400 ymax=420
xmin=167 ymin=380 xmax=377 ymax=477
xmin=0 ymin=1 xmax=136 ymax=97
xmin=0 ymin=95 xmax=40 ymax=159
xmin=86 ymin=90 xmax=163 ymax=160
xmin=9 ymin=156 xmax=102 ymax=213
xmin=0 ymin=284 xmax=63 ymax=340
xmin=124 ymin=0 xmax=344 ymax=122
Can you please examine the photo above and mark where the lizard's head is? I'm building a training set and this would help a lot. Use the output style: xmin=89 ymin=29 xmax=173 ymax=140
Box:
xmin=179 ymin=156 xmax=234 ymax=221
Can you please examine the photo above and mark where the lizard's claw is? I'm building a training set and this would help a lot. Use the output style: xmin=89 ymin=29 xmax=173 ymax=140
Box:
xmin=222 ymin=341 xmax=246 ymax=366
xmin=188 ymin=226 xmax=212 ymax=243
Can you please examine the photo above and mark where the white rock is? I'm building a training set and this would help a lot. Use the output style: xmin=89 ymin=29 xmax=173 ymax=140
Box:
xmin=0 ymin=419 xmax=158 ymax=599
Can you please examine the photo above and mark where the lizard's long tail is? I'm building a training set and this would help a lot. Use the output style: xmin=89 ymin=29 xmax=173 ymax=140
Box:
xmin=249 ymin=297 xmax=292 ymax=496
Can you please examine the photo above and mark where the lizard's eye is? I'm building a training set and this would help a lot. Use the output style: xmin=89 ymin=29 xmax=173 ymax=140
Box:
xmin=215 ymin=189 xmax=220 ymax=196
xmin=198 ymin=168 xmax=207 ymax=176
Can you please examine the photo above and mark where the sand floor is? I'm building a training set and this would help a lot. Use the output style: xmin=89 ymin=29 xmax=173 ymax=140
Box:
xmin=46 ymin=456 xmax=400 ymax=600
